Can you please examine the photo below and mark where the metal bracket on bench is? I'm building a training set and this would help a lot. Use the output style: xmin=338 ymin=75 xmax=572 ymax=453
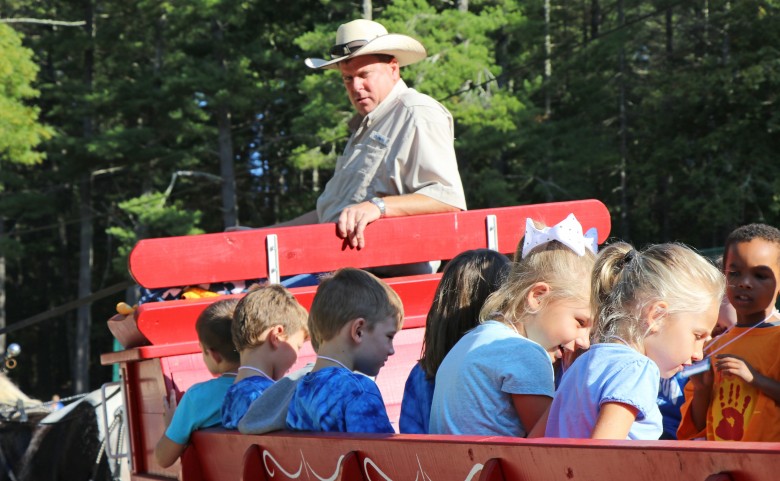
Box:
xmin=266 ymin=234 xmax=280 ymax=284
xmin=486 ymin=215 xmax=498 ymax=251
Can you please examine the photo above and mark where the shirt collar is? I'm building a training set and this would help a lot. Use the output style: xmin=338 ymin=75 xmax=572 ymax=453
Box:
xmin=348 ymin=79 xmax=408 ymax=131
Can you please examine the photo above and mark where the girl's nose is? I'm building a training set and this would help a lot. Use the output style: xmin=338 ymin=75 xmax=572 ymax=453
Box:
xmin=576 ymin=335 xmax=590 ymax=350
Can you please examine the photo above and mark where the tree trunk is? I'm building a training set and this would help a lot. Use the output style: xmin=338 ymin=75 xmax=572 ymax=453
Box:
xmin=0 ymin=216 xmax=6 ymax=355
xmin=74 ymin=0 xmax=95 ymax=395
xmin=544 ymin=0 xmax=552 ymax=117
xmin=617 ymin=0 xmax=629 ymax=240
xmin=213 ymin=21 xmax=238 ymax=229
xmin=458 ymin=0 xmax=468 ymax=12
xmin=75 ymin=175 xmax=93 ymax=394
xmin=362 ymin=0 xmax=372 ymax=19
xmin=217 ymin=104 xmax=238 ymax=229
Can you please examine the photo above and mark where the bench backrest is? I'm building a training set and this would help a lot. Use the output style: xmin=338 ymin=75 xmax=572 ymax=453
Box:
xmin=129 ymin=200 xmax=610 ymax=345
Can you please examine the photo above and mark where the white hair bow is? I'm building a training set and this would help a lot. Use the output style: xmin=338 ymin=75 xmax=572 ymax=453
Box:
xmin=521 ymin=213 xmax=599 ymax=258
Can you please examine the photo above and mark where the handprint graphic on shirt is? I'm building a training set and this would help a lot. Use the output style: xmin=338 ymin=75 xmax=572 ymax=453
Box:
xmin=714 ymin=383 xmax=751 ymax=441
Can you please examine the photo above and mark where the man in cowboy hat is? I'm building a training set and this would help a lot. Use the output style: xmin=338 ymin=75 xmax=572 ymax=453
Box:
xmin=284 ymin=19 xmax=467 ymax=272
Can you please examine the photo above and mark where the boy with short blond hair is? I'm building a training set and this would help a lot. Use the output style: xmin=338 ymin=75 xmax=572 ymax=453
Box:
xmin=286 ymin=268 xmax=404 ymax=433
xmin=679 ymin=223 xmax=780 ymax=441
xmin=155 ymin=299 xmax=239 ymax=468
xmin=221 ymin=284 xmax=309 ymax=429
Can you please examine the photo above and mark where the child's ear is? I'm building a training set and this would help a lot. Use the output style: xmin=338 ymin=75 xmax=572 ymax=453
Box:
xmin=208 ymin=348 xmax=224 ymax=364
xmin=644 ymin=301 xmax=669 ymax=333
xmin=526 ymin=282 xmax=551 ymax=311
xmin=350 ymin=318 xmax=367 ymax=343
xmin=267 ymin=325 xmax=286 ymax=349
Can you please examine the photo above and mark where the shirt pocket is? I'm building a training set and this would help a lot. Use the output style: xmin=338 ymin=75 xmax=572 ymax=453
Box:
xmin=348 ymin=142 xmax=388 ymax=202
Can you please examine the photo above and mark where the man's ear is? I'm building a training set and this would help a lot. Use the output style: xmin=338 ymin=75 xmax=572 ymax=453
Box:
xmin=350 ymin=318 xmax=367 ymax=343
xmin=526 ymin=282 xmax=551 ymax=311
xmin=266 ymin=325 xmax=286 ymax=349
xmin=644 ymin=301 xmax=669 ymax=334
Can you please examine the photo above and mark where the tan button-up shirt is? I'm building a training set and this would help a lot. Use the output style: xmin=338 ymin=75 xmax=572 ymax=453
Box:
xmin=316 ymin=80 xmax=467 ymax=223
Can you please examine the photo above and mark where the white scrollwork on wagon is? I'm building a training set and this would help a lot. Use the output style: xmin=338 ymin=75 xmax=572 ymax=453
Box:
xmin=262 ymin=448 xmax=485 ymax=481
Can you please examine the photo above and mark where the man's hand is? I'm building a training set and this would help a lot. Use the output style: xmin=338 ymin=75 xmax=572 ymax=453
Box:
xmin=715 ymin=354 xmax=756 ymax=383
xmin=337 ymin=201 xmax=382 ymax=248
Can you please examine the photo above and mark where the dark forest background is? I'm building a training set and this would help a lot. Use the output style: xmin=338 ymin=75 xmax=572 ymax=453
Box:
xmin=1 ymin=0 xmax=778 ymax=399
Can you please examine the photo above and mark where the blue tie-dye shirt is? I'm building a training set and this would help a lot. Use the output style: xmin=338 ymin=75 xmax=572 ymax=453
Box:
xmin=286 ymin=367 xmax=394 ymax=433
xmin=399 ymin=363 xmax=435 ymax=434
xmin=221 ymin=376 xmax=274 ymax=429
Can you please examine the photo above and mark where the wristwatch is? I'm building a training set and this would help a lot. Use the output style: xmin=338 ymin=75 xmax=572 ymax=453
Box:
xmin=369 ymin=197 xmax=386 ymax=218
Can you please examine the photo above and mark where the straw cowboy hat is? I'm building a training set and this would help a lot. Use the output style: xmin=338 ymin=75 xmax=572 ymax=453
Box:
xmin=305 ymin=19 xmax=427 ymax=70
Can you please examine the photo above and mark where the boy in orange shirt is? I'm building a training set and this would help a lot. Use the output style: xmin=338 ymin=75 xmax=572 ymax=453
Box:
xmin=678 ymin=223 xmax=780 ymax=441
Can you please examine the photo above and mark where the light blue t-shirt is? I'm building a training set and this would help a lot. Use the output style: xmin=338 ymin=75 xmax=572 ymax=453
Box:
xmin=400 ymin=362 xmax=435 ymax=434
xmin=221 ymin=376 xmax=274 ymax=429
xmin=546 ymin=343 xmax=663 ymax=440
xmin=165 ymin=375 xmax=234 ymax=444
xmin=286 ymin=367 xmax=394 ymax=434
xmin=429 ymin=321 xmax=555 ymax=436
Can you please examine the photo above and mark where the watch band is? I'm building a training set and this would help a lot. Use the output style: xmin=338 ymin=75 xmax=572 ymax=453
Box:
xmin=370 ymin=197 xmax=386 ymax=218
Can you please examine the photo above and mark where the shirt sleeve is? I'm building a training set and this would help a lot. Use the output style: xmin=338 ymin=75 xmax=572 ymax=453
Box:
xmin=399 ymin=106 xmax=467 ymax=211
xmin=499 ymin=339 xmax=555 ymax=397
xmin=165 ymin=389 xmax=198 ymax=445
xmin=600 ymin=357 xmax=660 ymax=420
xmin=399 ymin=365 xmax=426 ymax=434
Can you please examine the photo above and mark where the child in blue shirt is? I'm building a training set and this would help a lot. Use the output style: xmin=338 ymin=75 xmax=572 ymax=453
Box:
xmin=545 ymin=242 xmax=724 ymax=439
xmin=154 ymin=299 xmax=239 ymax=468
xmin=286 ymin=268 xmax=404 ymax=433
xmin=221 ymin=284 xmax=309 ymax=428
xmin=429 ymin=214 xmax=598 ymax=437
xmin=400 ymin=249 xmax=509 ymax=434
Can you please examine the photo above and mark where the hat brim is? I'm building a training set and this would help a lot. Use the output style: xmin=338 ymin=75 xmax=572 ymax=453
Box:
xmin=305 ymin=34 xmax=427 ymax=70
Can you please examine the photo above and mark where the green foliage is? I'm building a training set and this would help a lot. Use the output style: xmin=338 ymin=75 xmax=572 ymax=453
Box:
xmin=106 ymin=192 xmax=204 ymax=272
xmin=0 ymin=24 xmax=54 ymax=167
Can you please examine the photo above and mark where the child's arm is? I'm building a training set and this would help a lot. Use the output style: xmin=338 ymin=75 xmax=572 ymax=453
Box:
xmin=511 ymin=394 xmax=552 ymax=438
xmin=687 ymin=368 xmax=714 ymax=432
xmin=591 ymin=402 xmax=638 ymax=439
xmin=716 ymin=354 xmax=780 ymax=403
xmin=154 ymin=389 xmax=186 ymax=468
xmin=154 ymin=435 xmax=186 ymax=468
xmin=526 ymin=404 xmax=551 ymax=438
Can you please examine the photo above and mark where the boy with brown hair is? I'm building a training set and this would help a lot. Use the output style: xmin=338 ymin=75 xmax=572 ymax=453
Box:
xmin=286 ymin=268 xmax=404 ymax=433
xmin=155 ymin=298 xmax=239 ymax=467
xmin=221 ymin=284 xmax=309 ymax=429
xmin=679 ymin=223 xmax=780 ymax=441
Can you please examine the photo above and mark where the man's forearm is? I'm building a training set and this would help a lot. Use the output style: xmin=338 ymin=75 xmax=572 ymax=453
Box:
xmin=382 ymin=193 xmax=461 ymax=218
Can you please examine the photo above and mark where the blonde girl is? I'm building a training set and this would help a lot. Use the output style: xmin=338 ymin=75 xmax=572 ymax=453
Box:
xmin=545 ymin=242 xmax=724 ymax=439
xmin=429 ymin=214 xmax=597 ymax=437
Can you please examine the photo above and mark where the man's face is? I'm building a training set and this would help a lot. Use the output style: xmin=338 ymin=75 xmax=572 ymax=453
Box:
xmin=339 ymin=55 xmax=399 ymax=116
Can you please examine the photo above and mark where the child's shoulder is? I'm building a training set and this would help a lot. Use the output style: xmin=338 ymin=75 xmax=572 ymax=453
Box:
xmin=303 ymin=368 xmax=380 ymax=396
xmin=229 ymin=375 xmax=274 ymax=394
xmin=182 ymin=375 xmax=235 ymax=403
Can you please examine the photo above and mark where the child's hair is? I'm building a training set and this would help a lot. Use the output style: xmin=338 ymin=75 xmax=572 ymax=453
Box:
xmin=723 ymin=223 xmax=780 ymax=266
xmin=480 ymin=235 xmax=595 ymax=330
xmin=308 ymin=268 xmax=404 ymax=346
xmin=195 ymin=298 xmax=240 ymax=364
xmin=232 ymin=284 xmax=309 ymax=352
xmin=419 ymin=249 xmax=511 ymax=379
xmin=592 ymin=243 xmax=725 ymax=345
